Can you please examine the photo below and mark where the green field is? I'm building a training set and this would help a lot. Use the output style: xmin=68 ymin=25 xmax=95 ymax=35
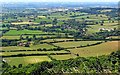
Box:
xmin=22 ymin=34 xmax=56 ymax=38
xmin=100 ymin=9 xmax=112 ymax=12
xmin=34 ymin=18 xmax=52 ymax=23
xmin=1 ymin=36 xmax=20 ymax=39
xmin=1 ymin=44 xmax=56 ymax=51
xmin=4 ymin=56 xmax=51 ymax=66
xmin=51 ymin=54 xmax=77 ymax=60
xmin=69 ymin=41 xmax=119 ymax=57
xmin=11 ymin=22 xmax=39 ymax=25
xmin=4 ymin=30 xmax=48 ymax=36
xmin=87 ymin=22 xmax=118 ymax=34
xmin=1 ymin=35 xmax=57 ymax=40
xmin=37 ymin=16 xmax=46 ymax=18
xmin=106 ymin=36 xmax=119 ymax=39
xmin=53 ymin=41 xmax=101 ymax=48
xmin=41 ymin=38 xmax=75 ymax=42
xmin=1 ymin=50 xmax=67 ymax=56
xmin=74 ymin=14 xmax=108 ymax=21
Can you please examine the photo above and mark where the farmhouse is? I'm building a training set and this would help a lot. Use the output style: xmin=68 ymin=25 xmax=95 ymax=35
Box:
xmin=18 ymin=42 xmax=31 ymax=46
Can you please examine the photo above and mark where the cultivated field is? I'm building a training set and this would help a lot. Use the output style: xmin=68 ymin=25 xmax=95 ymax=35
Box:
xmin=69 ymin=41 xmax=119 ymax=57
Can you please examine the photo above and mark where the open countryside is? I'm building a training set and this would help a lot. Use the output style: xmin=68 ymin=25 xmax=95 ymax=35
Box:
xmin=1 ymin=2 xmax=120 ymax=74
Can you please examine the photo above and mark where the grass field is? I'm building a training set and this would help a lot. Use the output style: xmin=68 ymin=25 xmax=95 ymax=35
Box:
xmin=34 ymin=18 xmax=52 ymax=23
xmin=4 ymin=30 xmax=48 ymax=36
xmin=38 ymin=16 xmax=46 ymax=18
xmin=1 ymin=50 xmax=67 ymax=56
xmin=22 ymin=34 xmax=56 ymax=38
xmin=1 ymin=36 xmax=20 ymax=39
xmin=11 ymin=22 xmax=39 ymax=25
xmin=42 ymin=24 xmax=53 ymax=27
xmin=87 ymin=22 xmax=118 ymax=34
xmin=53 ymin=41 xmax=101 ymax=48
xmin=1 ymin=44 xmax=56 ymax=51
xmin=41 ymin=38 xmax=75 ymax=42
xmin=106 ymin=36 xmax=119 ymax=39
xmin=74 ymin=14 xmax=108 ymax=21
xmin=51 ymin=54 xmax=77 ymax=60
xmin=30 ymin=44 xmax=56 ymax=49
xmin=69 ymin=41 xmax=119 ymax=57
xmin=4 ymin=56 xmax=51 ymax=66
xmin=100 ymin=9 xmax=112 ymax=12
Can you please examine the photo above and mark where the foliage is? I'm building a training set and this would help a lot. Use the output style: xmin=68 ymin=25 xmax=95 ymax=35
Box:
xmin=2 ymin=51 xmax=120 ymax=74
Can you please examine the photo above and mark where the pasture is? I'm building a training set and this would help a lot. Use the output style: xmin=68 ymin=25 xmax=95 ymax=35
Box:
xmin=51 ymin=54 xmax=77 ymax=60
xmin=1 ymin=36 xmax=20 ymax=39
xmin=11 ymin=22 xmax=39 ymax=25
xmin=41 ymin=38 xmax=75 ymax=42
xmin=53 ymin=41 xmax=101 ymax=48
xmin=1 ymin=50 xmax=68 ymax=56
xmin=87 ymin=22 xmax=118 ymax=34
xmin=4 ymin=30 xmax=48 ymax=36
xmin=69 ymin=41 xmax=119 ymax=57
xmin=37 ymin=16 xmax=46 ymax=18
xmin=1 ymin=43 xmax=56 ymax=51
xmin=4 ymin=56 xmax=51 ymax=66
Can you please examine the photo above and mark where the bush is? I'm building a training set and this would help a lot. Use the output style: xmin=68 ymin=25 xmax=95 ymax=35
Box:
xmin=18 ymin=64 xmax=22 ymax=68
xmin=25 ymin=44 xmax=30 ymax=47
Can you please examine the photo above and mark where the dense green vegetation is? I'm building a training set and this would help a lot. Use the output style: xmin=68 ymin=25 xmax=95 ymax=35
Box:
xmin=1 ymin=50 xmax=120 ymax=74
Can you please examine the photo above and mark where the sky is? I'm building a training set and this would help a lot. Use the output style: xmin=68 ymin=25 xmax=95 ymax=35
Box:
xmin=0 ymin=0 xmax=119 ymax=2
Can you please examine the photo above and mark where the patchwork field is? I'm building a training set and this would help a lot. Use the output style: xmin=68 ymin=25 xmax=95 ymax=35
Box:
xmin=1 ymin=40 xmax=119 ymax=65
xmin=1 ymin=2 xmax=120 ymax=74
xmin=1 ymin=6 xmax=119 ymax=68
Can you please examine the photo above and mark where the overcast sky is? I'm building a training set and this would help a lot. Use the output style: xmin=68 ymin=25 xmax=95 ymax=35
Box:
xmin=0 ymin=0 xmax=119 ymax=2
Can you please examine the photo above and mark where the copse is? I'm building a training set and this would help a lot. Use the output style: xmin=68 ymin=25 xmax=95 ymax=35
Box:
xmin=52 ymin=18 xmax=58 ymax=26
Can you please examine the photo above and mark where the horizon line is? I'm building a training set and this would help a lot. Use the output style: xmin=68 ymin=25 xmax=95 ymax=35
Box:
xmin=0 ymin=1 xmax=120 ymax=3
